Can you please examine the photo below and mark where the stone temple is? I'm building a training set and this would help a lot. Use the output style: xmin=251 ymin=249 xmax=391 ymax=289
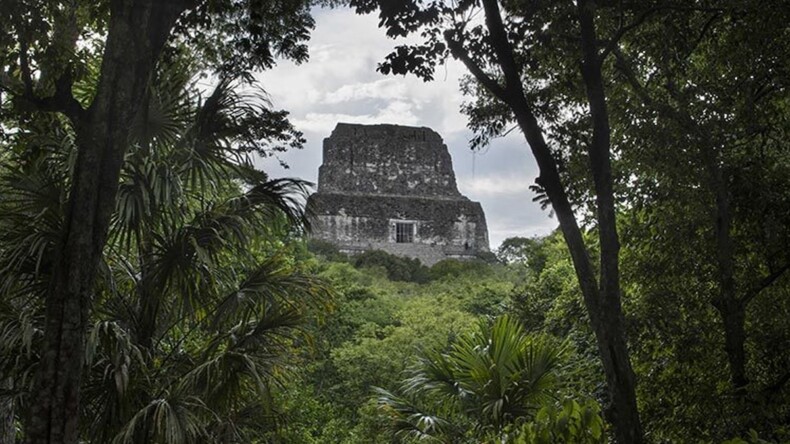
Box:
xmin=306 ymin=123 xmax=489 ymax=265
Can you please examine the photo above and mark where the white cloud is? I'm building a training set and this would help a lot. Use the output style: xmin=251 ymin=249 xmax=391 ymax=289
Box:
xmin=259 ymin=8 xmax=473 ymax=135
xmin=323 ymin=78 xmax=410 ymax=104
xmin=458 ymin=175 xmax=534 ymax=196
xmin=489 ymin=223 xmax=557 ymax=246
xmin=293 ymin=101 xmax=421 ymax=134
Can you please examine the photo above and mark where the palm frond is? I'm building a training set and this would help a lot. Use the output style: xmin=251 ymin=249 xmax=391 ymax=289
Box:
xmin=2 ymin=48 xmax=316 ymax=443
xmin=172 ymin=303 xmax=303 ymax=415
xmin=374 ymin=387 xmax=453 ymax=443
xmin=178 ymin=77 xmax=304 ymax=189
xmin=130 ymin=50 xmax=194 ymax=151
xmin=112 ymin=151 xmax=184 ymax=252
xmin=0 ymin=118 xmax=71 ymax=357
xmin=113 ymin=395 xmax=209 ymax=444
xmin=402 ymin=347 xmax=462 ymax=402
xmin=211 ymin=253 xmax=331 ymax=329
xmin=82 ymin=320 xmax=148 ymax=442
xmin=380 ymin=315 xmax=569 ymax=440
xmin=0 ymin=133 xmax=67 ymax=288
xmin=225 ymin=178 xmax=313 ymax=234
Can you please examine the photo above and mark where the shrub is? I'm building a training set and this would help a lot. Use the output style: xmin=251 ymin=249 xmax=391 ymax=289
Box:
xmin=307 ymin=239 xmax=349 ymax=262
xmin=353 ymin=250 xmax=431 ymax=283
xmin=429 ymin=258 xmax=491 ymax=280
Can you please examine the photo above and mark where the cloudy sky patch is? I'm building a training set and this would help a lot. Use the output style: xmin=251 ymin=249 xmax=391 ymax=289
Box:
xmin=323 ymin=78 xmax=410 ymax=104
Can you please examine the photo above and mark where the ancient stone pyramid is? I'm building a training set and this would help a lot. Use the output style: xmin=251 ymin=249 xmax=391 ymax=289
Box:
xmin=306 ymin=123 xmax=489 ymax=265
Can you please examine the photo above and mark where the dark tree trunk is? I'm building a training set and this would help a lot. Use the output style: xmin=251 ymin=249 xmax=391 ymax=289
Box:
xmin=24 ymin=2 xmax=189 ymax=443
xmin=708 ymin=161 xmax=749 ymax=389
xmin=136 ymin=240 xmax=159 ymax=350
xmin=717 ymin=298 xmax=748 ymax=389
xmin=1 ymin=377 xmax=13 ymax=444
xmin=134 ymin=95 xmax=159 ymax=351
xmin=512 ymin=93 xmax=644 ymax=444
xmin=512 ymin=96 xmax=644 ymax=444
xmin=576 ymin=1 xmax=643 ymax=441
xmin=446 ymin=1 xmax=644 ymax=442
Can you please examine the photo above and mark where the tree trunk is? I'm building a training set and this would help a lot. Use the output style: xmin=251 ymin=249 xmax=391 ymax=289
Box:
xmin=707 ymin=160 xmax=749 ymax=389
xmin=1 ymin=377 xmax=14 ymax=444
xmin=450 ymin=1 xmax=644 ymax=442
xmin=576 ymin=1 xmax=643 ymax=441
xmin=513 ymin=107 xmax=644 ymax=444
xmin=717 ymin=298 xmax=748 ymax=389
xmin=617 ymin=42 xmax=755 ymax=395
xmin=511 ymin=103 xmax=643 ymax=444
xmin=136 ymin=198 xmax=159 ymax=350
xmin=24 ymin=2 xmax=188 ymax=443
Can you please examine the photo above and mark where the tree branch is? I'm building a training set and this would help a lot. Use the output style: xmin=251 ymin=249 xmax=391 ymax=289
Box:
xmin=480 ymin=0 xmax=527 ymax=105
xmin=444 ymin=34 xmax=508 ymax=101
xmin=3 ymin=4 xmax=87 ymax=123
xmin=602 ymin=5 xmax=726 ymax=62
xmin=765 ymin=370 xmax=790 ymax=401
xmin=742 ymin=262 xmax=790 ymax=305
xmin=613 ymin=47 xmax=688 ymax=123
xmin=1 ymin=68 xmax=86 ymax=123
xmin=601 ymin=7 xmax=661 ymax=61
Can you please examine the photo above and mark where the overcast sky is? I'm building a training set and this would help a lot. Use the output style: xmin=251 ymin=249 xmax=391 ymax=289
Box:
xmin=255 ymin=7 xmax=557 ymax=249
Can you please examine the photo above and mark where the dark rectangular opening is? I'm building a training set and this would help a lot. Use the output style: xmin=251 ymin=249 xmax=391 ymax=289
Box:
xmin=395 ymin=222 xmax=414 ymax=243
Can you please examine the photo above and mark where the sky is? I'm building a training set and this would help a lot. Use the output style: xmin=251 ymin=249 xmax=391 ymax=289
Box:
xmin=255 ymin=7 xmax=557 ymax=249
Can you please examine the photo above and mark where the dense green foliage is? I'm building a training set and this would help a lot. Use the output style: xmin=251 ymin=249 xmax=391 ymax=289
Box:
xmin=0 ymin=1 xmax=319 ymax=441
xmin=237 ymin=243 xmax=605 ymax=443
xmin=0 ymin=54 xmax=329 ymax=442
xmin=345 ymin=0 xmax=790 ymax=442
xmin=1 ymin=0 xmax=789 ymax=443
xmin=269 ymin=255 xmax=508 ymax=442
xmin=374 ymin=315 xmax=593 ymax=442
xmin=276 ymin=228 xmax=789 ymax=443
xmin=352 ymin=250 xmax=432 ymax=283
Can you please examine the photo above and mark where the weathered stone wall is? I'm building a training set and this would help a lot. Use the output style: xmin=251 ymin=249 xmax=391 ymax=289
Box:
xmin=308 ymin=193 xmax=487 ymax=248
xmin=318 ymin=123 xmax=461 ymax=197
xmin=308 ymin=123 xmax=489 ymax=265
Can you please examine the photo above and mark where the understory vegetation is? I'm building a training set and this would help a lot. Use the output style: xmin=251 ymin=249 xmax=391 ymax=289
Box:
xmin=269 ymin=236 xmax=788 ymax=443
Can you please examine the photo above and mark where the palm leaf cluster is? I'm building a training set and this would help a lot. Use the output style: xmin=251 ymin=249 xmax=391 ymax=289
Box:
xmin=376 ymin=315 xmax=573 ymax=443
xmin=0 ymin=54 xmax=328 ymax=443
